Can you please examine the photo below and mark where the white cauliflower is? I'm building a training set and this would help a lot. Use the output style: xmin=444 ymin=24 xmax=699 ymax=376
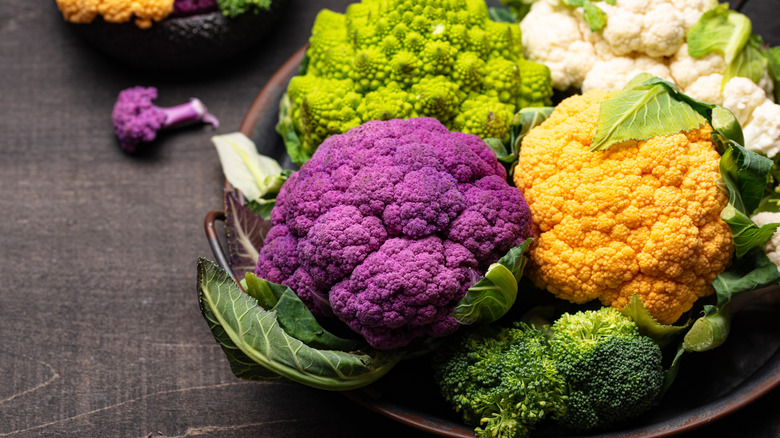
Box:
xmin=520 ymin=0 xmax=597 ymax=90
xmin=521 ymin=0 xmax=717 ymax=90
xmin=521 ymin=0 xmax=778 ymax=160
xmin=751 ymin=212 xmax=780 ymax=272
xmin=582 ymin=55 xmax=672 ymax=91
xmin=722 ymin=77 xmax=780 ymax=158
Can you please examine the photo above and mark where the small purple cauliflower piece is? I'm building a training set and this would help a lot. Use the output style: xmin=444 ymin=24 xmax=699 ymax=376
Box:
xmin=111 ymin=86 xmax=219 ymax=153
xmin=255 ymin=118 xmax=534 ymax=350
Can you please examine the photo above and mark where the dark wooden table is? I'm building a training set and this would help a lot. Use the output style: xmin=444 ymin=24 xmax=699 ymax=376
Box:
xmin=1 ymin=1 xmax=779 ymax=437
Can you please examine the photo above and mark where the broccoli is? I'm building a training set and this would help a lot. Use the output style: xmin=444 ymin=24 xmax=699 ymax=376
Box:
xmin=277 ymin=0 xmax=553 ymax=164
xmin=432 ymin=325 xmax=568 ymax=438
xmin=549 ymin=307 xmax=665 ymax=432
xmin=216 ymin=0 xmax=270 ymax=17
xmin=111 ymin=86 xmax=219 ymax=153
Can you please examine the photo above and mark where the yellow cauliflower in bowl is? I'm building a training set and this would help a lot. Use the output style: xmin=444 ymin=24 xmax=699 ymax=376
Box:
xmin=514 ymin=89 xmax=734 ymax=324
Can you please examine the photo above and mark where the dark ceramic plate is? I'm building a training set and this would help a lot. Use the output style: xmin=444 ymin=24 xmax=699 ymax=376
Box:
xmin=204 ymin=45 xmax=780 ymax=438
xmin=63 ymin=1 xmax=288 ymax=71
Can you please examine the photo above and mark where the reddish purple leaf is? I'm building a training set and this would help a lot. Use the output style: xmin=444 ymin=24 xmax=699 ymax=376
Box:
xmin=224 ymin=191 xmax=271 ymax=279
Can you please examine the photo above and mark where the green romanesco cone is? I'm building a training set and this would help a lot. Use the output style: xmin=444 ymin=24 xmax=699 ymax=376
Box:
xmin=277 ymin=0 xmax=553 ymax=164
xmin=517 ymin=58 xmax=553 ymax=108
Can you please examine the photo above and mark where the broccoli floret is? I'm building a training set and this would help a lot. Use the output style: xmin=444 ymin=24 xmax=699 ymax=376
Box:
xmin=432 ymin=325 xmax=568 ymax=438
xmin=549 ymin=308 xmax=665 ymax=433
xmin=276 ymin=0 xmax=553 ymax=165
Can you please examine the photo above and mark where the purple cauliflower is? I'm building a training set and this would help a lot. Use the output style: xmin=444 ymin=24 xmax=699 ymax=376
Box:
xmin=111 ymin=86 xmax=219 ymax=153
xmin=171 ymin=0 xmax=219 ymax=17
xmin=255 ymin=118 xmax=534 ymax=350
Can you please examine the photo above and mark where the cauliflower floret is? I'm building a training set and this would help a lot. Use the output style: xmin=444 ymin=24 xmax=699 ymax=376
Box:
xmin=685 ymin=74 xmax=726 ymax=105
xmin=743 ymin=101 xmax=780 ymax=159
xmin=600 ymin=2 xmax=686 ymax=58
xmin=521 ymin=0 xmax=596 ymax=90
xmin=750 ymin=212 xmax=780 ymax=272
xmin=722 ymin=77 xmax=780 ymax=158
xmin=582 ymin=55 xmax=672 ymax=92
xmin=722 ymin=76 xmax=769 ymax=126
xmin=669 ymin=43 xmax=726 ymax=90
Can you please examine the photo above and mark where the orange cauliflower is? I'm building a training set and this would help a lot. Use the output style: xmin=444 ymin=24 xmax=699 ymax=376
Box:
xmin=514 ymin=89 xmax=734 ymax=324
xmin=55 ymin=0 xmax=174 ymax=29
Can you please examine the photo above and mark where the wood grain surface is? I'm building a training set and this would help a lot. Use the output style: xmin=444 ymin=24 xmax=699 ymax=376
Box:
xmin=1 ymin=1 xmax=779 ymax=437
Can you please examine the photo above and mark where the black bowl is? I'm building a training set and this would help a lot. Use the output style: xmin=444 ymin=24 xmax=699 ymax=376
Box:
xmin=66 ymin=1 xmax=288 ymax=71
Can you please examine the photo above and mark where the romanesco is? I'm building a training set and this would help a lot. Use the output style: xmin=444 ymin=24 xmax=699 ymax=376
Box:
xmin=277 ymin=0 xmax=553 ymax=164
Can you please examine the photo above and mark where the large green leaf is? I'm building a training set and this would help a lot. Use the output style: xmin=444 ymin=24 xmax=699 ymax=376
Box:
xmin=197 ymin=258 xmax=402 ymax=390
xmin=687 ymin=3 xmax=751 ymax=65
xmin=451 ymin=239 xmax=533 ymax=325
xmin=723 ymin=34 xmax=768 ymax=87
xmin=720 ymin=205 xmax=778 ymax=258
xmin=719 ymin=141 xmax=774 ymax=216
xmin=590 ymin=73 xmax=707 ymax=151
xmin=243 ymin=273 xmax=359 ymax=351
xmin=713 ymin=249 xmax=780 ymax=306
xmin=766 ymin=46 xmax=780 ymax=103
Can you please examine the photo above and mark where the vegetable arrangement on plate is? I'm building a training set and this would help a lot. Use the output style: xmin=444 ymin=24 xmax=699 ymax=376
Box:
xmin=197 ymin=0 xmax=780 ymax=437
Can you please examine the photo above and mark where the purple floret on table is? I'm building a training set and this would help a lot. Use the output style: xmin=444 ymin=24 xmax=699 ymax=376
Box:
xmin=111 ymin=86 xmax=219 ymax=153
xmin=255 ymin=117 xmax=534 ymax=350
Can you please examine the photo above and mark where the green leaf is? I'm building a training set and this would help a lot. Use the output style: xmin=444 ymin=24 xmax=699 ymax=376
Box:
xmin=765 ymin=46 xmax=780 ymax=103
xmin=198 ymin=261 xmax=284 ymax=381
xmin=591 ymin=74 xmax=707 ymax=151
xmin=582 ymin=0 xmax=607 ymax=31
xmin=711 ymin=105 xmax=744 ymax=148
xmin=243 ymin=273 xmax=360 ymax=351
xmin=719 ymin=141 xmax=773 ymax=215
xmin=452 ymin=238 xmax=533 ymax=325
xmin=687 ymin=3 xmax=751 ymax=65
xmin=720 ymin=205 xmax=778 ymax=257
xmin=723 ymin=34 xmax=768 ymax=87
xmin=243 ymin=272 xmax=278 ymax=309
xmin=197 ymin=258 xmax=402 ymax=390
xmin=682 ymin=303 xmax=731 ymax=352
xmin=713 ymin=248 xmax=780 ymax=306
xmin=276 ymin=93 xmax=311 ymax=166
xmin=488 ymin=6 xmax=517 ymax=23
xmin=246 ymin=198 xmax=277 ymax=221
xmin=484 ymin=137 xmax=510 ymax=161
xmin=212 ymin=132 xmax=287 ymax=203
xmin=620 ymin=294 xmax=689 ymax=348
